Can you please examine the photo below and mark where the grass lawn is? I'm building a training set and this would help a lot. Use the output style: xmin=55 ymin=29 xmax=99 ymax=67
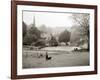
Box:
xmin=22 ymin=46 xmax=89 ymax=69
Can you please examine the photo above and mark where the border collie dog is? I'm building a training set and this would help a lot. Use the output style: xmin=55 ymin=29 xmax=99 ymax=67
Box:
xmin=45 ymin=52 xmax=52 ymax=60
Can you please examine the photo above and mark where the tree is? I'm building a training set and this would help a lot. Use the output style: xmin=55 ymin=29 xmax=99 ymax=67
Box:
xmin=71 ymin=14 xmax=89 ymax=36
xmin=23 ymin=22 xmax=27 ymax=38
xmin=23 ymin=33 xmax=38 ymax=45
xmin=49 ymin=34 xmax=58 ymax=46
xmin=38 ymin=24 xmax=52 ymax=34
xmin=38 ymin=24 xmax=47 ymax=33
xmin=58 ymin=29 xmax=71 ymax=45
xmin=70 ymin=26 xmax=81 ymax=45
xmin=71 ymin=13 xmax=90 ymax=50
xmin=23 ymin=24 xmax=41 ymax=45
xmin=28 ymin=26 xmax=41 ymax=39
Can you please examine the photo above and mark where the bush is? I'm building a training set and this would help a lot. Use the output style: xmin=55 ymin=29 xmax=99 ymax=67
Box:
xmin=35 ymin=39 xmax=45 ymax=47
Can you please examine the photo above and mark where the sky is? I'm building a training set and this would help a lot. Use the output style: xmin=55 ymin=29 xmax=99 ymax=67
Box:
xmin=23 ymin=11 xmax=74 ymax=28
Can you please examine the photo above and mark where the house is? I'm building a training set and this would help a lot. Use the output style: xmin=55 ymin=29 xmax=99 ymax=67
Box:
xmin=40 ymin=32 xmax=51 ymax=46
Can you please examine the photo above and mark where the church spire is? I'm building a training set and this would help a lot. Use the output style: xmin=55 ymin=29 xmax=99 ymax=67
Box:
xmin=33 ymin=16 xmax=35 ymax=27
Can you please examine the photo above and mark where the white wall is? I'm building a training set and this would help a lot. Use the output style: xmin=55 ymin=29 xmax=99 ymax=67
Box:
xmin=0 ymin=0 xmax=100 ymax=80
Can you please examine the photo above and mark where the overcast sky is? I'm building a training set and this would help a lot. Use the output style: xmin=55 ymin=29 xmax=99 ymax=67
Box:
xmin=23 ymin=11 xmax=74 ymax=28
